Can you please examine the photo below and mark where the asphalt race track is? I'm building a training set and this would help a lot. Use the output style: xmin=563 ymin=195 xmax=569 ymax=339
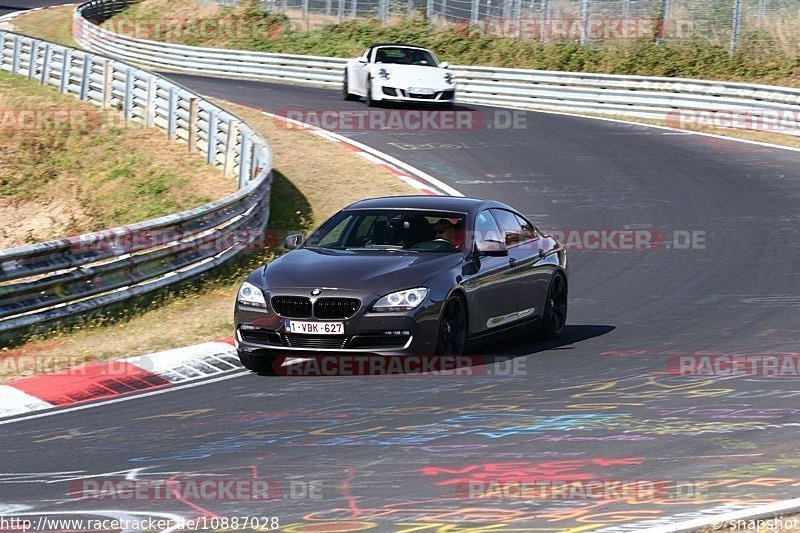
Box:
xmin=1 ymin=20 xmax=800 ymax=531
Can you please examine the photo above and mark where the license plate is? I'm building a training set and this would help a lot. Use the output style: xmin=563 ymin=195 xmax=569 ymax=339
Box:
xmin=285 ymin=320 xmax=344 ymax=335
xmin=408 ymin=87 xmax=435 ymax=95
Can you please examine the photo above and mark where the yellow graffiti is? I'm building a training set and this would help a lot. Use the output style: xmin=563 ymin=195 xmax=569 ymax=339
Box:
xmin=136 ymin=408 xmax=213 ymax=420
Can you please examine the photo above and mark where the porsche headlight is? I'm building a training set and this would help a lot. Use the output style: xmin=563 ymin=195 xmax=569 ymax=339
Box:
xmin=378 ymin=68 xmax=390 ymax=80
xmin=444 ymin=72 xmax=454 ymax=85
xmin=372 ymin=288 xmax=429 ymax=312
xmin=238 ymin=281 xmax=267 ymax=309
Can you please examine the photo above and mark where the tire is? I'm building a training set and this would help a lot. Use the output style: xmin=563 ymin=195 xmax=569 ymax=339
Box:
xmin=537 ymin=272 xmax=568 ymax=340
xmin=238 ymin=350 xmax=281 ymax=375
xmin=365 ymin=78 xmax=377 ymax=107
xmin=342 ymin=71 xmax=357 ymax=101
xmin=435 ymin=295 xmax=468 ymax=355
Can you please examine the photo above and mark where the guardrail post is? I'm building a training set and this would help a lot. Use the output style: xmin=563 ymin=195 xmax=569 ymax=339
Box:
xmin=502 ymin=0 xmax=510 ymax=21
xmin=167 ymin=86 xmax=177 ymax=140
xmin=60 ymin=49 xmax=70 ymax=93
xmin=426 ymin=0 xmax=433 ymax=19
xmin=224 ymin=118 xmax=240 ymax=177
xmin=621 ymin=0 xmax=629 ymax=18
xmin=0 ymin=34 xmax=5 ymax=67
xmin=730 ymin=0 xmax=742 ymax=54
xmin=207 ymin=108 xmax=218 ymax=165
xmin=124 ymin=68 xmax=133 ymax=120
xmin=238 ymin=132 xmax=252 ymax=188
xmin=302 ymin=0 xmax=308 ymax=19
xmin=540 ymin=0 xmax=550 ymax=41
xmin=351 ymin=0 xmax=357 ymax=18
xmin=407 ymin=0 xmax=413 ymax=17
xmin=325 ymin=0 xmax=332 ymax=16
xmin=145 ymin=75 xmax=155 ymax=126
xmin=579 ymin=0 xmax=589 ymax=45
xmin=102 ymin=59 xmax=113 ymax=108
xmin=379 ymin=0 xmax=388 ymax=23
xmin=251 ymin=142 xmax=264 ymax=178
xmin=28 ymin=41 xmax=38 ymax=80
xmin=337 ymin=0 xmax=344 ymax=21
xmin=11 ymin=37 xmax=20 ymax=74
xmin=281 ymin=0 xmax=287 ymax=13
xmin=656 ymin=0 xmax=668 ymax=43
xmin=470 ymin=0 xmax=479 ymax=26
xmin=80 ymin=54 xmax=92 ymax=100
xmin=188 ymin=97 xmax=198 ymax=152
xmin=40 ymin=43 xmax=52 ymax=85
xmin=757 ymin=0 xmax=766 ymax=22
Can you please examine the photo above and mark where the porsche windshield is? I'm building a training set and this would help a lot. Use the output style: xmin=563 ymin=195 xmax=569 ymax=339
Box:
xmin=305 ymin=210 xmax=467 ymax=252
xmin=374 ymin=48 xmax=438 ymax=67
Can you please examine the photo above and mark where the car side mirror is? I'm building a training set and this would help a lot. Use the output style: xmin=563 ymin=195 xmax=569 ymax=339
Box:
xmin=475 ymin=239 xmax=508 ymax=257
xmin=357 ymin=57 xmax=368 ymax=64
xmin=284 ymin=233 xmax=303 ymax=250
xmin=440 ymin=61 xmax=450 ymax=69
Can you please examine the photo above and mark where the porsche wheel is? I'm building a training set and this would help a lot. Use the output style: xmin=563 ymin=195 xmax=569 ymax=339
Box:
xmin=435 ymin=295 xmax=467 ymax=355
xmin=538 ymin=272 xmax=568 ymax=340
xmin=365 ymin=78 xmax=377 ymax=107
xmin=342 ymin=71 xmax=357 ymax=101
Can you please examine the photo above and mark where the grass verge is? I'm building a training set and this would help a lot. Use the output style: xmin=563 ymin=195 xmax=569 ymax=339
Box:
xmin=0 ymin=70 xmax=233 ymax=247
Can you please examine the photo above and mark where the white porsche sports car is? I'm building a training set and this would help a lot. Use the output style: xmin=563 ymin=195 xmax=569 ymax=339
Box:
xmin=343 ymin=44 xmax=455 ymax=107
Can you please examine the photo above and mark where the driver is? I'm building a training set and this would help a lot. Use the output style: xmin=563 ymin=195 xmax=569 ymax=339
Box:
xmin=433 ymin=219 xmax=456 ymax=244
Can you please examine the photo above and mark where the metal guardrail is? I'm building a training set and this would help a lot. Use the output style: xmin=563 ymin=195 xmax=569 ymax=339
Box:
xmin=72 ymin=0 xmax=800 ymax=131
xmin=0 ymin=23 xmax=274 ymax=342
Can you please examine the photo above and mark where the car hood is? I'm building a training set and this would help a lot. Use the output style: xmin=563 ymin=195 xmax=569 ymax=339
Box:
xmin=262 ymin=248 xmax=463 ymax=295
xmin=371 ymin=64 xmax=450 ymax=87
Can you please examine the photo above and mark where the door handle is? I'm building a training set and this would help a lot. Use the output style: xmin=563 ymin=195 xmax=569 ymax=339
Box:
xmin=508 ymin=257 xmax=517 ymax=268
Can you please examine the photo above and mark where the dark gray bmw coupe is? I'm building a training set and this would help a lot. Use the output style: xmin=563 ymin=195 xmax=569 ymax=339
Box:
xmin=234 ymin=196 xmax=567 ymax=372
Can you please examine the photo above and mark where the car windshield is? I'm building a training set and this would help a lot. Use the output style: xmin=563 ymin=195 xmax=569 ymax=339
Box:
xmin=305 ymin=209 xmax=467 ymax=253
xmin=374 ymin=47 xmax=438 ymax=67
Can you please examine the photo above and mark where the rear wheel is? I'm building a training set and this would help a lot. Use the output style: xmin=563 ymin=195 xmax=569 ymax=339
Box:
xmin=435 ymin=295 xmax=468 ymax=355
xmin=238 ymin=350 xmax=281 ymax=375
xmin=537 ymin=272 xmax=568 ymax=339
xmin=342 ymin=71 xmax=357 ymax=101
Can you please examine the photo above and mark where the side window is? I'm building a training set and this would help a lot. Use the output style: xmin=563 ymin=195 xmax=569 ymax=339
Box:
xmin=515 ymin=213 xmax=538 ymax=241
xmin=490 ymin=209 xmax=525 ymax=246
xmin=474 ymin=210 xmax=503 ymax=244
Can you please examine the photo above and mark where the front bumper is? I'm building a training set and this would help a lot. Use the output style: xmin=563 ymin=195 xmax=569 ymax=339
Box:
xmin=234 ymin=289 xmax=442 ymax=357
xmin=379 ymin=86 xmax=455 ymax=102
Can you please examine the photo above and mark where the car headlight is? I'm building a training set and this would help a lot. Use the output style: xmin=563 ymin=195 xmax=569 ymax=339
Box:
xmin=444 ymin=72 xmax=454 ymax=85
xmin=238 ymin=281 xmax=267 ymax=309
xmin=378 ymin=68 xmax=390 ymax=80
xmin=372 ymin=288 xmax=429 ymax=312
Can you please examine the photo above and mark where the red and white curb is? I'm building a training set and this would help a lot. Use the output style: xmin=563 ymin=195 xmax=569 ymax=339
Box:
xmin=266 ymin=111 xmax=462 ymax=197
xmin=0 ymin=339 xmax=239 ymax=418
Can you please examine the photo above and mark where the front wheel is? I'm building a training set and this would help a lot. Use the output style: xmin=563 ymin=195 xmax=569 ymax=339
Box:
xmin=238 ymin=350 xmax=282 ymax=375
xmin=365 ymin=78 xmax=377 ymax=107
xmin=435 ymin=295 xmax=468 ymax=355
xmin=537 ymin=272 xmax=568 ymax=340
